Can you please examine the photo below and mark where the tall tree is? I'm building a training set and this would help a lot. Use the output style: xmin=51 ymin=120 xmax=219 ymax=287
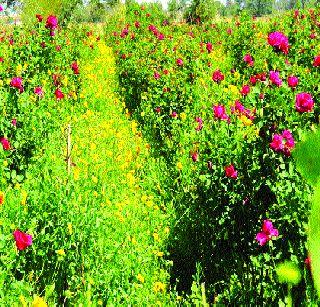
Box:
xmin=245 ymin=0 xmax=274 ymax=16
xmin=168 ymin=0 xmax=188 ymax=19
xmin=185 ymin=0 xmax=222 ymax=23
xmin=224 ymin=0 xmax=240 ymax=16
xmin=288 ymin=0 xmax=298 ymax=9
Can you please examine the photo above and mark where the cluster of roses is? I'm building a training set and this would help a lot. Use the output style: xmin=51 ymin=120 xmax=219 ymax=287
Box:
xmin=249 ymin=72 xmax=266 ymax=85
xmin=231 ymin=100 xmax=255 ymax=121
xmin=268 ymin=31 xmax=289 ymax=54
xmin=148 ymin=24 xmax=165 ymax=40
xmin=2 ymin=14 xmax=80 ymax=253
xmin=35 ymin=14 xmax=59 ymax=36
xmin=270 ymin=129 xmax=295 ymax=156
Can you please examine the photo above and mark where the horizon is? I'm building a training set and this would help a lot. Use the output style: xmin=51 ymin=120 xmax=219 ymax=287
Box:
xmin=135 ymin=0 xmax=227 ymax=10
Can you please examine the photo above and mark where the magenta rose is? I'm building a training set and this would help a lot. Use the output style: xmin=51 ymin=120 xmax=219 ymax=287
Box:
xmin=243 ymin=53 xmax=254 ymax=66
xmin=191 ymin=152 xmax=198 ymax=162
xmin=10 ymin=77 xmax=24 ymax=93
xmin=55 ymin=88 xmax=64 ymax=100
xmin=240 ymin=85 xmax=250 ymax=96
xmin=287 ymin=75 xmax=298 ymax=88
xmin=46 ymin=15 xmax=58 ymax=30
xmin=313 ymin=55 xmax=320 ymax=67
xmin=268 ymin=31 xmax=289 ymax=54
xmin=213 ymin=105 xmax=229 ymax=121
xmin=71 ymin=61 xmax=79 ymax=74
xmin=206 ymin=42 xmax=213 ymax=53
xmin=270 ymin=130 xmax=295 ymax=156
xmin=195 ymin=117 xmax=203 ymax=131
xmin=34 ymin=86 xmax=44 ymax=96
xmin=269 ymin=71 xmax=282 ymax=87
xmin=295 ymin=92 xmax=314 ymax=113
xmin=256 ymin=220 xmax=279 ymax=246
xmin=176 ymin=58 xmax=183 ymax=66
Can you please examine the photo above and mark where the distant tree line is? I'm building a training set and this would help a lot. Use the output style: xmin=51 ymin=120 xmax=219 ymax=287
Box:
xmin=8 ymin=0 xmax=320 ymax=25
xmin=168 ymin=0 xmax=320 ymax=23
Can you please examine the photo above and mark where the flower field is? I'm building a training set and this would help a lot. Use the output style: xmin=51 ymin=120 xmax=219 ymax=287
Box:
xmin=1 ymin=3 xmax=320 ymax=306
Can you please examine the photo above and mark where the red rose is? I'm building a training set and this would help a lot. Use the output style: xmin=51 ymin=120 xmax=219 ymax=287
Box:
xmin=0 ymin=137 xmax=10 ymax=150
xmin=36 ymin=14 xmax=43 ymax=22
xmin=71 ymin=61 xmax=79 ymax=74
xmin=225 ymin=164 xmax=238 ymax=179
xmin=13 ymin=230 xmax=32 ymax=251
xmin=55 ymin=88 xmax=64 ymax=100
xmin=212 ymin=69 xmax=224 ymax=82
xmin=313 ymin=55 xmax=320 ymax=67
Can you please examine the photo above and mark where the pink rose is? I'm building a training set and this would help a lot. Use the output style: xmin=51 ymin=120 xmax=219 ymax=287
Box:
xmin=176 ymin=58 xmax=183 ymax=66
xmin=213 ymin=105 xmax=229 ymax=122
xmin=171 ymin=111 xmax=177 ymax=118
xmin=313 ymin=55 xmax=320 ymax=67
xmin=243 ymin=53 xmax=254 ymax=66
xmin=206 ymin=42 xmax=213 ymax=53
xmin=10 ymin=77 xmax=24 ymax=92
xmin=195 ymin=117 xmax=203 ymax=131
xmin=191 ymin=152 xmax=198 ymax=162
xmin=240 ymin=85 xmax=250 ymax=96
xmin=154 ymin=72 xmax=160 ymax=80
xmin=34 ymin=86 xmax=44 ymax=96
xmin=269 ymin=71 xmax=282 ymax=87
xmin=270 ymin=130 xmax=295 ymax=156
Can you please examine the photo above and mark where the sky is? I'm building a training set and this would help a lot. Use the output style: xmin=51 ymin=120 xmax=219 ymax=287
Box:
xmin=135 ymin=0 xmax=226 ymax=10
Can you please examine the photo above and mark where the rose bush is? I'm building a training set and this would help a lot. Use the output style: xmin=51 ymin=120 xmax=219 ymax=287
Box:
xmin=107 ymin=4 xmax=320 ymax=305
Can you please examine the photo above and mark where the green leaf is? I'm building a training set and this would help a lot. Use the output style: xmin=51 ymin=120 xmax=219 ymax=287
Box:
xmin=293 ymin=128 xmax=320 ymax=186
xmin=309 ymin=182 xmax=320 ymax=296
xmin=45 ymin=284 xmax=55 ymax=298
xmin=276 ymin=261 xmax=301 ymax=285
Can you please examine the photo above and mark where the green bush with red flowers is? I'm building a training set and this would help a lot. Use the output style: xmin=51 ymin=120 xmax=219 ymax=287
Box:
xmin=107 ymin=4 xmax=320 ymax=305
xmin=0 ymin=17 xmax=87 ymax=186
